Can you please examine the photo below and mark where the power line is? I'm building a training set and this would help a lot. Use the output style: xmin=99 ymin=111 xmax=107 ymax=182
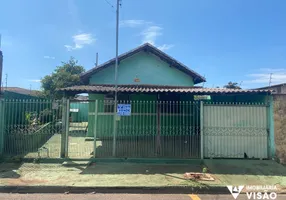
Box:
xmin=103 ymin=0 xmax=116 ymax=13
xmin=104 ymin=0 xmax=114 ymax=9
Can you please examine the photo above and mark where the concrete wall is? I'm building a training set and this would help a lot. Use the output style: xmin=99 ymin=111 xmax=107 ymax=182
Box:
xmin=89 ymin=51 xmax=194 ymax=86
xmin=273 ymin=85 xmax=286 ymax=94
xmin=273 ymin=94 xmax=286 ymax=164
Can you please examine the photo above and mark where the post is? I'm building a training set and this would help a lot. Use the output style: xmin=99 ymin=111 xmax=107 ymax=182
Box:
xmin=0 ymin=99 xmax=5 ymax=155
xmin=156 ymin=100 xmax=161 ymax=155
xmin=65 ymin=99 xmax=70 ymax=158
xmin=200 ymin=101 xmax=204 ymax=159
xmin=60 ymin=98 xmax=67 ymax=158
xmin=96 ymin=53 xmax=98 ymax=67
xmin=93 ymin=100 xmax=98 ymax=158
xmin=268 ymin=96 xmax=275 ymax=159
xmin=0 ymin=50 xmax=3 ymax=94
xmin=112 ymin=0 xmax=120 ymax=157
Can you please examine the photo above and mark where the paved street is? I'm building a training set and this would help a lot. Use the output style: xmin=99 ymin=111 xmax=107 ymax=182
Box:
xmin=0 ymin=193 xmax=285 ymax=200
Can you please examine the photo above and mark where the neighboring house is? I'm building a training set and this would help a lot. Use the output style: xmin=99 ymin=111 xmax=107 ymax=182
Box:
xmin=255 ymin=83 xmax=286 ymax=94
xmin=3 ymin=87 xmax=40 ymax=99
xmin=60 ymin=43 xmax=274 ymax=159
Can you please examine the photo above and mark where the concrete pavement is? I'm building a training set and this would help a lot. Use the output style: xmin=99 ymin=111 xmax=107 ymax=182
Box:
xmin=1 ymin=160 xmax=286 ymax=189
xmin=0 ymin=193 xmax=286 ymax=200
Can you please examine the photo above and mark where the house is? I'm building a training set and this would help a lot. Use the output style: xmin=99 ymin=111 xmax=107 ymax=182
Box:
xmin=3 ymin=87 xmax=40 ymax=99
xmin=60 ymin=43 xmax=274 ymax=159
xmin=255 ymin=83 xmax=286 ymax=94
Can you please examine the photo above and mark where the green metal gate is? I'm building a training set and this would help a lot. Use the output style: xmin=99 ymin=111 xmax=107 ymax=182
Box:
xmin=66 ymin=100 xmax=201 ymax=159
xmin=202 ymin=102 xmax=269 ymax=159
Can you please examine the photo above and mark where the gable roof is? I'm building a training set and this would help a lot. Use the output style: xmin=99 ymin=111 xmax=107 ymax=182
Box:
xmin=3 ymin=87 xmax=39 ymax=96
xmin=81 ymin=43 xmax=206 ymax=84
xmin=254 ymin=83 xmax=286 ymax=90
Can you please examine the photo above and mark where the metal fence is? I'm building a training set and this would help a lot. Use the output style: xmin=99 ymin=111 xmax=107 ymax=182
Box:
xmin=0 ymin=99 xmax=63 ymax=158
xmin=67 ymin=100 xmax=201 ymax=159
xmin=0 ymin=98 xmax=272 ymax=160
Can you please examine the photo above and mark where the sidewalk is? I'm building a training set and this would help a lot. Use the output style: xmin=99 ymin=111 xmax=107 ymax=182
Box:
xmin=0 ymin=159 xmax=285 ymax=193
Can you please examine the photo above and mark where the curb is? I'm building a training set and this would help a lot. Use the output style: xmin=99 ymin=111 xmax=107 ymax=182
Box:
xmin=0 ymin=186 xmax=229 ymax=194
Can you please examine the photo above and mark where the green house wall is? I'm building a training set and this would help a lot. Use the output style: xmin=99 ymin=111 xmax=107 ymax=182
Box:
xmin=70 ymin=102 xmax=89 ymax=122
xmin=87 ymin=93 xmax=268 ymax=137
xmin=89 ymin=51 xmax=195 ymax=86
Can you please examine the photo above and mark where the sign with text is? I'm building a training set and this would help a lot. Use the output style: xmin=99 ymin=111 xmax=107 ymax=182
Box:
xmin=117 ymin=104 xmax=131 ymax=116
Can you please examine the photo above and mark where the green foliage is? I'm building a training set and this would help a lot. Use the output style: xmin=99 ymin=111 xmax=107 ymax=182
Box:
xmin=38 ymin=109 xmax=53 ymax=124
xmin=202 ymin=167 xmax=208 ymax=174
xmin=25 ymin=112 xmax=37 ymax=125
xmin=41 ymin=57 xmax=85 ymax=99
xmin=223 ymin=81 xmax=242 ymax=89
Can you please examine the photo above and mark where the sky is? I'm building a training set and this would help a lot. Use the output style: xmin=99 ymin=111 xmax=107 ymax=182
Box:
xmin=0 ymin=0 xmax=286 ymax=90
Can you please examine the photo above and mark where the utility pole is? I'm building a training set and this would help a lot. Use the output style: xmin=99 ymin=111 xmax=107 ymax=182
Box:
xmin=0 ymin=34 xmax=3 ymax=95
xmin=269 ymin=73 xmax=273 ymax=87
xmin=0 ymin=51 xmax=3 ymax=95
xmin=5 ymin=74 xmax=7 ymax=88
xmin=95 ymin=52 xmax=99 ymax=67
xmin=112 ymin=0 xmax=120 ymax=157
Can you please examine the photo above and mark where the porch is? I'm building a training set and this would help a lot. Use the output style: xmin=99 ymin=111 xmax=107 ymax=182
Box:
xmin=59 ymin=84 xmax=274 ymax=160
xmin=0 ymin=85 xmax=274 ymax=160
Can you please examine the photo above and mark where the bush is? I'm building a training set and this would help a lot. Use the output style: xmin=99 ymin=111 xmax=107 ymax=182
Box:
xmin=38 ymin=109 xmax=54 ymax=124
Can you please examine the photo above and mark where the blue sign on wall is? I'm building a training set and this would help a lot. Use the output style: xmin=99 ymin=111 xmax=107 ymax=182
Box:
xmin=117 ymin=104 xmax=131 ymax=116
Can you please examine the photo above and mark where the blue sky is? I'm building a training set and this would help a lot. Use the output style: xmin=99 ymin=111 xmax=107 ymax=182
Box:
xmin=0 ymin=0 xmax=286 ymax=90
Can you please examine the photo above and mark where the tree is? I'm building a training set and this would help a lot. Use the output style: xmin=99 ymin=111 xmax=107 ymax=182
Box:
xmin=41 ymin=57 xmax=85 ymax=99
xmin=223 ymin=82 xmax=241 ymax=89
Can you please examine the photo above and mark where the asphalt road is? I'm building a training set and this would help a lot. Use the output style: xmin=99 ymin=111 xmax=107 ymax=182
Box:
xmin=0 ymin=193 xmax=285 ymax=200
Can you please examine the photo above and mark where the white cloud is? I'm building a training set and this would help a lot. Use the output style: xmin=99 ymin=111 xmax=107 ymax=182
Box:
xmin=120 ymin=20 xmax=174 ymax=51
xmin=139 ymin=25 xmax=174 ymax=51
xmin=119 ymin=20 xmax=151 ymax=28
xmin=157 ymin=44 xmax=174 ymax=51
xmin=28 ymin=79 xmax=41 ymax=83
xmin=44 ymin=56 xmax=55 ymax=59
xmin=244 ymin=68 xmax=286 ymax=85
xmin=257 ymin=68 xmax=286 ymax=73
xmin=64 ymin=33 xmax=95 ymax=51
xmin=141 ymin=26 xmax=162 ymax=45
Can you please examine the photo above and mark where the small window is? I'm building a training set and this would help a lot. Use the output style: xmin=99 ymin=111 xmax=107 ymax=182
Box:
xmin=104 ymin=94 xmax=114 ymax=113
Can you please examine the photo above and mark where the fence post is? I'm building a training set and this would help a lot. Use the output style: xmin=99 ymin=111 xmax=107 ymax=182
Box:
xmin=112 ymin=100 xmax=117 ymax=157
xmin=93 ymin=100 xmax=98 ymax=158
xmin=0 ymin=99 xmax=5 ymax=156
xmin=268 ymin=96 xmax=275 ymax=159
xmin=60 ymin=98 xmax=70 ymax=158
xmin=200 ymin=101 xmax=204 ymax=159
xmin=64 ymin=99 xmax=70 ymax=158
xmin=60 ymin=98 xmax=66 ymax=158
